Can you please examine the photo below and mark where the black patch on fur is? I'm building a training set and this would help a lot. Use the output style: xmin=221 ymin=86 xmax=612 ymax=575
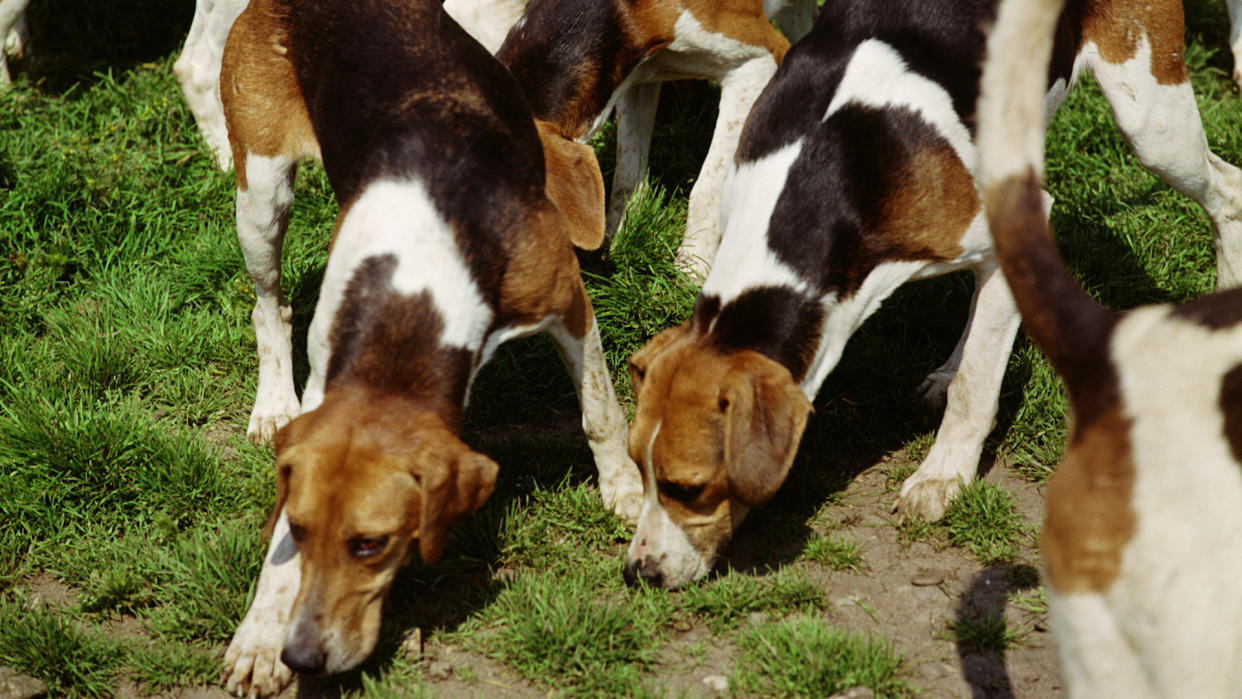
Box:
xmin=327 ymin=255 xmax=472 ymax=410
xmin=497 ymin=0 xmax=647 ymax=133
xmin=1220 ymin=363 xmax=1242 ymax=465
xmin=1170 ymin=287 xmax=1242 ymax=330
xmin=695 ymin=288 xmax=824 ymax=382
xmin=285 ymin=0 xmax=551 ymax=300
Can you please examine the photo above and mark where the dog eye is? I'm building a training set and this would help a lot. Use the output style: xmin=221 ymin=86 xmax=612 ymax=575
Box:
xmin=349 ymin=536 xmax=389 ymax=559
xmin=288 ymin=522 xmax=306 ymax=543
xmin=659 ymin=481 xmax=705 ymax=503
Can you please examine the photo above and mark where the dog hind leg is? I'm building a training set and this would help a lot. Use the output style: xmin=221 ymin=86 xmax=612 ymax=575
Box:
xmin=607 ymin=82 xmax=660 ymax=241
xmin=1085 ymin=29 xmax=1242 ymax=289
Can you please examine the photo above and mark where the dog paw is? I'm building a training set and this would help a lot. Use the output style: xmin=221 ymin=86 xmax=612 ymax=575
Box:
xmin=222 ymin=620 xmax=293 ymax=698
xmin=247 ymin=396 xmax=300 ymax=445
xmin=916 ymin=369 xmax=955 ymax=410
xmin=599 ymin=469 xmax=643 ymax=524
xmin=894 ymin=474 xmax=964 ymax=523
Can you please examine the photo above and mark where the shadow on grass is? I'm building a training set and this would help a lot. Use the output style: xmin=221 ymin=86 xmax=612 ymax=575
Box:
xmin=953 ymin=563 xmax=1041 ymax=699
xmin=13 ymin=0 xmax=193 ymax=93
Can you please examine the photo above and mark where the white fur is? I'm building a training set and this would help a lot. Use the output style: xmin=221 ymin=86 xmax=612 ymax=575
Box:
xmin=222 ymin=510 xmax=300 ymax=697
xmin=0 ymin=0 xmax=31 ymax=85
xmin=1229 ymin=0 xmax=1242 ymax=89
xmin=627 ymin=421 xmax=716 ymax=587
xmin=173 ymin=0 xmax=248 ymax=170
xmin=237 ymin=153 xmax=302 ymax=443
xmin=1081 ymin=36 xmax=1242 ymax=289
xmin=826 ymin=39 xmax=974 ymax=170
xmin=443 ymin=0 xmax=528 ymax=54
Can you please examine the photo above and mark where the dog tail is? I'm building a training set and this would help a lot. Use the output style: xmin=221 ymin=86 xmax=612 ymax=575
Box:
xmin=976 ymin=0 xmax=1116 ymax=380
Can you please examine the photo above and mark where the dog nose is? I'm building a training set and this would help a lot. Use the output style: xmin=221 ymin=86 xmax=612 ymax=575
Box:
xmin=281 ymin=643 xmax=327 ymax=674
xmin=624 ymin=556 xmax=664 ymax=588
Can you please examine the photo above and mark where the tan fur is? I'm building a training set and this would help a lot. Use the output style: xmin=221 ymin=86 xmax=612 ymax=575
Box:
xmin=873 ymin=143 xmax=974 ymax=264
xmin=221 ymin=0 xmax=318 ymax=190
xmin=1081 ymin=0 xmax=1189 ymax=85
xmin=536 ymin=120 xmax=607 ymax=251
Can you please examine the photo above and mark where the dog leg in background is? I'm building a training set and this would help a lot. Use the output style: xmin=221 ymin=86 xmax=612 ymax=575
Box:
xmin=222 ymin=509 xmax=299 ymax=697
xmin=607 ymin=82 xmax=660 ymax=240
xmin=237 ymin=154 xmax=301 ymax=444
xmin=443 ymin=0 xmax=528 ymax=54
xmin=1229 ymin=0 xmax=1242 ymax=89
xmin=1083 ymin=23 xmax=1242 ymax=288
xmin=0 ymin=0 xmax=31 ymax=85
xmin=679 ymin=53 xmax=782 ymax=279
xmin=174 ymin=0 xmax=248 ymax=170
xmin=896 ymin=260 xmax=1022 ymax=521
xmin=546 ymin=293 xmax=643 ymax=522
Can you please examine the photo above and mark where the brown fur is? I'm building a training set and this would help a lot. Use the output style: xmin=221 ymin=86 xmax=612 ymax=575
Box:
xmin=221 ymin=0 xmax=318 ymax=190
xmin=869 ymin=142 xmax=974 ymax=267
xmin=1080 ymin=0 xmax=1189 ymax=85
xmin=535 ymin=120 xmax=606 ymax=251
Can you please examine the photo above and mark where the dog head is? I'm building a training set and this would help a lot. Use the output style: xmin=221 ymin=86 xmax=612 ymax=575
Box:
xmin=624 ymin=323 xmax=811 ymax=588
xmin=267 ymin=391 xmax=497 ymax=675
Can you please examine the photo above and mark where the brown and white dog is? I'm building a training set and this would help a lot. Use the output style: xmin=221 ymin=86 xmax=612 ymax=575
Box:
xmin=217 ymin=0 xmax=642 ymax=694
xmin=489 ymin=0 xmax=791 ymax=278
xmin=445 ymin=0 xmax=814 ymax=257
xmin=979 ymin=0 xmax=1242 ymax=694
xmin=625 ymin=0 xmax=1242 ymax=589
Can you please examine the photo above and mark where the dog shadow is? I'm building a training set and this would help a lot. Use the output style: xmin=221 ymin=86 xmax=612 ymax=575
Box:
xmin=9 ymin=0 xmax=193 ymax=93
xmin=953 ymin=563 xmax=1042 ymax=699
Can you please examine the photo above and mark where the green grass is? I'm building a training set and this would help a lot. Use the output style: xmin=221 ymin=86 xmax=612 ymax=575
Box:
xmin=949 ymin=611 xmax=1025 ymax=653
xmin=0 ymin=0 xmax=1238 ymax=694
xmin=733 ymin=618 xmax=909 ymax=698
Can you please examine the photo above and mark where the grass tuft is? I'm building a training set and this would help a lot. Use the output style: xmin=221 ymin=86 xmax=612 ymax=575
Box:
xmin=940 ymin=482 xmax=1027 ymax=566
xmin=733 ymin=618 xmax=908 ymax=698
xmin=802 ymin=534 xmax=864 ymax=572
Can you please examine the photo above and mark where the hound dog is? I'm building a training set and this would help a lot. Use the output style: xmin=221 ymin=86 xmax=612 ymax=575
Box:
xmin=491 ymin=0 xmax=791 ymax=278
xmin=445 ymin=0 xmax=815 ymax=252
xmin=217 ymin=0 xmax=642 ymax=694
xmin=979 ymin=0 xmax=1242 ymax=693
xmin=625 ymin=0 xmax=1242 ymax=589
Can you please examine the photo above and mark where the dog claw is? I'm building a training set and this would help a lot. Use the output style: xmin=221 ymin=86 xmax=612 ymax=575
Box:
xmin=895 ymin=476 xmax=962 ymax=523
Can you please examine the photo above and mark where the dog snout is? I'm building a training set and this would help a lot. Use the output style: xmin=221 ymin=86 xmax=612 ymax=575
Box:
xmin=281 ymin=639 xmax=327 ymax=675
xmin=624 ymin=555 xmax=665 ymax=588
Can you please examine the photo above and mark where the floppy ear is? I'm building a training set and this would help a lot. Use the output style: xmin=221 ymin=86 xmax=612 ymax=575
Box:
xmin=263 ymin=458 xmax=293 ymax=539
xmin=721 ymin=352 xmax=812 ymax=507
xmin=416 ymin=445 xmax=499 ymax=563
xmin=628 ymin=323 xmax=691 ymax=397
xmin=535 ymin=119 xmax=605 ymax=251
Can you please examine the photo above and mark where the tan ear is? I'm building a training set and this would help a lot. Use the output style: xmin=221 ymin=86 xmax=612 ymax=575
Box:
xmin=416 ymin=446 xmax=499 ymax=563
xmin=721 ymin=352 xmax=812 ymax=507
xmin=263 ymin=458 xmax=293 ymax=540
xmin=535 ymin=119 xmax=605 ymax=251
xmin=628 ymin=323 xmax=691 ymax=396
xmin=263 ymin=419 xmax=307 ymax=539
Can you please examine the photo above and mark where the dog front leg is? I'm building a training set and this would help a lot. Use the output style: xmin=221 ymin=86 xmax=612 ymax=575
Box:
xmin=607 ymin=82 xmax=660 ymax=240
xmin=173 ymin=0 xmax=248 ymax=170
xmin=679 ymin=55 xmax=779 ymax=280
xmin=896 ymin=260 xmax=1021 ymax=521
xmin=237 ymin=153 xmax=301 ymax=444
xmin=1046 ymin=591 xmax=1158 ymax=698
xmin=0 ymin=0 xmax=31 ymax=85
xmin=223 ymin=509 xmax=300 ymax=698
xmin=546 ymin=291 xmax=643 ymax=523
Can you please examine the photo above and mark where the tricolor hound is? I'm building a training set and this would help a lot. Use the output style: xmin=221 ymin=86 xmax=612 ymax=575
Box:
xmin=217 ymin=0 xmax=641 ymax=693
xmin=625 ymin=0 xmax=1242 ymax=589
xmin=979 ymin=0 xmax=1242 ymax=693
xmin=445 ymin=0 xmax=815 ymax=256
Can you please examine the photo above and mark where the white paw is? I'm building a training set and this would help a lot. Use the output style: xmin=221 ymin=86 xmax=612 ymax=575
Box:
xmin=222 ymin=616 xmax=293 ymax=698
xmin=916 ymin=369 xmax=955 ymax=410
xmin=600 ymin=467 xmax=644 ymax=524
xmin=894 ymin=471 xmax=963 ymax=523
xmin=247 ymin=394 xmax=300 ymax=445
